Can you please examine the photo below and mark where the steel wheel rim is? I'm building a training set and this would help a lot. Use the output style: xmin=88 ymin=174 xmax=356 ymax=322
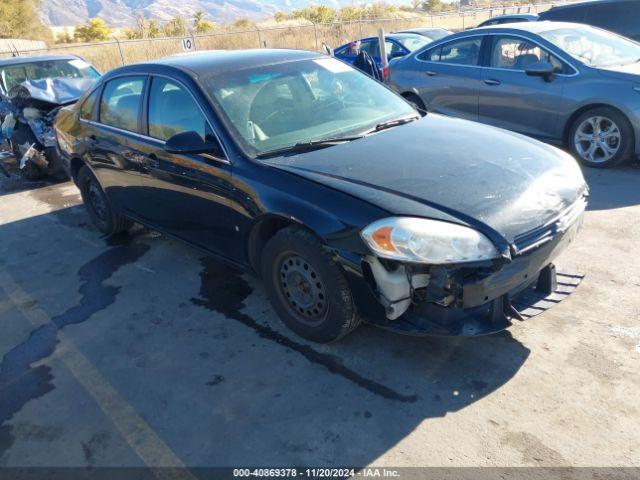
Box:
xmin=278 ymin=254 xmax=327 ymax=323
xmin=88 ymin=179 xmax=108 ymax=221
xmin=574 ymin=116 xmax=621 ymax=164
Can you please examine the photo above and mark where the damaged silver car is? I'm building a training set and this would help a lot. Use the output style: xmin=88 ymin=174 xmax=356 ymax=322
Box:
xmin=0 ymin=54 xmax=99 ymax=179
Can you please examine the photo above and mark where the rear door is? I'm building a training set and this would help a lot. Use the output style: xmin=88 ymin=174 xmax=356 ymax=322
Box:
xmin=83 ymin=75 xmax=152 ymax=214
xmin=478 ymin=35 xmax=570 ymax=141
xmin=412 ymin=35 xmax=484 ymax=121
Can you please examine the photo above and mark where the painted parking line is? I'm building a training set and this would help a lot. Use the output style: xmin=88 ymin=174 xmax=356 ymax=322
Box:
xmin=0 ymin=270 xmax=197 ymax=480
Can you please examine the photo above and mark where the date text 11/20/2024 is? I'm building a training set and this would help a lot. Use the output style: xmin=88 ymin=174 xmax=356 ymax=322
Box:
xmin=233 ymin=468 xmax=400 ymax=477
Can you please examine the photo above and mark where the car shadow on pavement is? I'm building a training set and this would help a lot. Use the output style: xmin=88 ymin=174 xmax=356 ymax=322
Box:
xmin=0 ymin=201 xmax=531 ymax=468
xmin=583 ymin=164 xmax=640 ymax=211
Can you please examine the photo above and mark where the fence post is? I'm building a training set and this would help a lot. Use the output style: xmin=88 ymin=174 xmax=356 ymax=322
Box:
xmin=191 ymin=33 xmax=197 ymax=51
xmin=113 ymin=36 xmax=125 ymax=65
xmin=359 ymin=20 xmax=363 ymax=38
xmin=312 ymin=21 xmax=319 ymax=51
xmin=256 ymin=26 xmax=263 ymax=48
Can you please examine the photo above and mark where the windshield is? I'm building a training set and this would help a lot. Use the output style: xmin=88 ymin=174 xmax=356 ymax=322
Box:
xmin=204 ymin=57 xmax=416 ymax=157
xmin=395 ymin=36 xmax=432 ymax=51
xmin=0 ymin=58 xmax=99 ymax=93
xmin=416 ymin=29 xmax=451 ymax=41
xmin=539 ymin=26 xmax=640 ymax=67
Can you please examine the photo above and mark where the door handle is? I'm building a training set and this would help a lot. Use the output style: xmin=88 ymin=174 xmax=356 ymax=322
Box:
xmin=425 ymin=70 xmax=438 ymax=76
xmin=484 ymin=79 xmax=501 ymax=86
xmin=146 ymin=153 xmax=159 ymax=169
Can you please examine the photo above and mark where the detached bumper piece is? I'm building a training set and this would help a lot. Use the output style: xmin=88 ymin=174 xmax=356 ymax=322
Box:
xmin=368 ymin=265 xmax=583 ymax=337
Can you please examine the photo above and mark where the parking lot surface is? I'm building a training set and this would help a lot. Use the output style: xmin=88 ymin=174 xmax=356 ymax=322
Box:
xmin=0 ymin=158 xmax=639 ymax=470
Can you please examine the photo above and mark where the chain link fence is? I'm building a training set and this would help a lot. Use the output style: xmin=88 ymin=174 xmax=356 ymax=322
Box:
xmin=1 ymin=2 xmax=565 ymax=72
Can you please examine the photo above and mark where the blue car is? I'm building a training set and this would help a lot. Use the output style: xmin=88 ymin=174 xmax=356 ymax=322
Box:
xmin=334 ymin=33 xmax=432 ymax=71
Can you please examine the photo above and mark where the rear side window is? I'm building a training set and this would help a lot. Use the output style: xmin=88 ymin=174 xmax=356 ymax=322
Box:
xmin=419 ymin=37 xmax=482 ymax=65
xmin=99 ymin=76 xmax=145 ymax=132
xmin=80 ymin=88 xmax=100 ymax=120
xmin=148 ymin=77 xmax=210 ymax=142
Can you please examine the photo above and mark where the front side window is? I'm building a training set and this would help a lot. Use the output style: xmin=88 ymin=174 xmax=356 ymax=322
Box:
xmin=421 ymin=37 xmax=482 ymax=65
xmin=148 ymin=78 xmax=210 ymax=141
xmin=539 ymin=25 xmax=640 ymax=67
xmin=489 ymin=36 xmax=566 ymax=72
xmin=80 ymin=88 xmax=100 ymax=120
xmin=204 ymin=57 xmax=416 ymax=157
xmin=99 ymin=76 xmax=145 ymax=132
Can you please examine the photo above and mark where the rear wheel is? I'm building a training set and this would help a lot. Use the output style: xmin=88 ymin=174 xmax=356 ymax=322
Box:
xmin=261 ymin=226 xmax=360 ymax=343
xmin=568 ymin=107 xmax=634 ymax=168
xmin=77 ymin=165 xmax=132 ymax=236
xmin=403 ymin=93 xmax=427 ymax=117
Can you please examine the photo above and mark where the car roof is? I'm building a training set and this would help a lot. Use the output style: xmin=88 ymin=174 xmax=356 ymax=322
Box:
xmin=0 ymin=54 xmax=81 ymax=66
xmin=543 ymin=0 xmax=638 ymax=10
xmin=149 ymin=49 xmax=323 ymax=75
xmin=399 ymin=27 xmax=450 ymax=32
xmin=484 ymin=13 xmax=538 ymax=20
xmin=473 ymin=20 xmax=591 ymax=34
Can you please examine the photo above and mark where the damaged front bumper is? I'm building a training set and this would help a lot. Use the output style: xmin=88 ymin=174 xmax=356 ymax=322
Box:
xmin=343 ymin=200 xmax=585 ymax=337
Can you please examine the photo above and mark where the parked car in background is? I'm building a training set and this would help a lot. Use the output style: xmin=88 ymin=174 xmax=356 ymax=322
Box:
xmin=475 ymin=14 xmax=538 ymax=28
xmin=55 ymin=49 xmax=587 ymax=342
xmin=0 ymin=54 xmax=100 ymax=179
xmin=389 ymin=22 xmax=640 ymax=167
xmin=334 ymin=33 xmax=432 ymax=72
xmin=396 ymin=27 xmax=453 ymax=41
xmin=538 ymin=0 xmax=640 ymax=41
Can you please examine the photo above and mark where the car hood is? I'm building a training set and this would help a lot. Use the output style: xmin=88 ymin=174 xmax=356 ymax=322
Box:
xmin=597 ymin=62 xmax=640 ymax=81
xmin=264 ymin=115 xmax=587 ymax=247
xmin=8 ymin=77 xmax=96 ymax=107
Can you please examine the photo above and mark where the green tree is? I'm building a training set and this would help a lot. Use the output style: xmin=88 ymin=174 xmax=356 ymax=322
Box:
xmin=163 ymin=16 xmax=188 ymax=37
xmin=274 ymin=11 xmax=287 ymax=22
xmin=74 ymin=18 xmax=110 ymax=42
xmin=55 ymin=28 xmax=74 ymax=44
xmin=422 ymin=0 xmax=443 ymax=12
xmin=193 ymin=11 xmax=214 ymax=34
xmin=233 ymin=18 xmax=254 ymax=29
xmin=0 ymin=0 xmax=52 ymax=42
xmin=147 ymin=19 xmax=161 ymax=38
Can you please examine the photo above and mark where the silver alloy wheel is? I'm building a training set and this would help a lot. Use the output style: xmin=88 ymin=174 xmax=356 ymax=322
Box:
xmin=574 ymin=115 xmax=621 ymax=164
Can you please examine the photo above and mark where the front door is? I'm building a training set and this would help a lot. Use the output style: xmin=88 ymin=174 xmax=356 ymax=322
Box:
xmin=478 ymin=35 xmax=568 ymax=141
xmin=133 ymin=76 xmax=240 ymax=261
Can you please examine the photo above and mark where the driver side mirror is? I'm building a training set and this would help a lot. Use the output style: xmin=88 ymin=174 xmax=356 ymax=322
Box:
xmin=525 ymin=60 xmax=555 ymax=82
xmin=164 ymin=130 xmax=224 ymax=157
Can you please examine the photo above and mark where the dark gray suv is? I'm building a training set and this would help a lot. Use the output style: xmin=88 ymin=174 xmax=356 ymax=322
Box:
xmin=388 ymin=22 xmax=640 ymax=168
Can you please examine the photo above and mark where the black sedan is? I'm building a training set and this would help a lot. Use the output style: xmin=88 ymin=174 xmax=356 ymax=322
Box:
xmin=55 ymin=49 xmax=588 ymax=342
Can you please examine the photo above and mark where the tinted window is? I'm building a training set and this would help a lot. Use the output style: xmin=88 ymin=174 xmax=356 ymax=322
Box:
xmin=100 ymin=76 xmax=144 ymax=132
xmin=540 ymin=6 xmax=586 ymax=22
xmin=148 ymin=78 xmax=209 ymax=141
xmin=420 ymin=37 xmax=482 ymax=65
xmin=80 ymin=88 xmax=100 ymax=120
xmin=489 ymin=36 xmax=566 ymax=72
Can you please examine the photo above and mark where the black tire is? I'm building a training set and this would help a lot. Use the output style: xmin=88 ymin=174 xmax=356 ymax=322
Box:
xmin=77 ymin=165 xmax=132 ymax=236
xmin=261 ymin=226 xmax=360 ymax=343
xmin=403 ymin=93 xmax=427 ymax=117
xmin=568 ymin=107 xmax=634 ymax=168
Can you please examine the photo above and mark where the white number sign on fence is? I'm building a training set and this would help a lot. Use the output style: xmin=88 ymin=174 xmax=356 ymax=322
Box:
xmin=181 ymin=37 xmax=194 ymax=52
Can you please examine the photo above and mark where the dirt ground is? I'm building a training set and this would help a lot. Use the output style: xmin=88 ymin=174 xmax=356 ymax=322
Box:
xmin=0 ymin=155 xmax=639 ymax=474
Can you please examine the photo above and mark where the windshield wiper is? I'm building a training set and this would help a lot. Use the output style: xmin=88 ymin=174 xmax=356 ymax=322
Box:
xmin=255 ymin=135 xmax=365 ymax=158
xmin=363 ymin=115 xmax=420 ymax=135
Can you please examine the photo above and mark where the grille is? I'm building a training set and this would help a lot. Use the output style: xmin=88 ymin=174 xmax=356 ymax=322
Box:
xmin=512 ymin=196 xmax=587 ymax=256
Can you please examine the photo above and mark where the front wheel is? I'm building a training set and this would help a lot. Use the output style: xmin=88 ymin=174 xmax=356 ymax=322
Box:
xmin=261 ymin=227 xmax=360 ymax=343
xmin=77 ymin=165 xmax=132 ymax=236
xmin=568 ymin=107 xmax=634 ymax=168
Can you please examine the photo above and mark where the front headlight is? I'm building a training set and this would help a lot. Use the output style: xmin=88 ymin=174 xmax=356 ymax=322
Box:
xmin=361 ymin=217 xmax=499 ymax=264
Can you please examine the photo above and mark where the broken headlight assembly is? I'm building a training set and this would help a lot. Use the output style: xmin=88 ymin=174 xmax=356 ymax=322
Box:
xmin=361 ymin=217 xmax=499 ymax=264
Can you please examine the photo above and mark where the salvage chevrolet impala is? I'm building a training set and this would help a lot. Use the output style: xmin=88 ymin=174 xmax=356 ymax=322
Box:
xmin=55 ymin=50 xmax=588 ymax=342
